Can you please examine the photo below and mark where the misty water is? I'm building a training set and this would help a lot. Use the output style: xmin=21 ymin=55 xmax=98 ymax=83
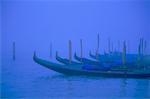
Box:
xmin=1 ymin=52 xmax=150 ymax=98
xmin=1 ymin=0 xmax=150 ymax=98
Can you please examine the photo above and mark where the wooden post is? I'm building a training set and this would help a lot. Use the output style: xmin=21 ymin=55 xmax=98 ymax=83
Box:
xmin=144 ymin=40 xmax=147 ymax=55
xmin=138 ymin=42 xmax=141 ymax=65
xmin=108 ymin=38 xmax=111 ymax=53
xmin=141 ymin=38 xmax=143 ymax=56
xmin=142 ymin=38 xmax=144 ymax=55
xmin=80 ymin=39 xmax=83 ymax=61
xmin=122 ymin=41 xmax=126 ymax=66
xmin=144 ymin=40 xmax=147 ymax=70
xmin=69 ymin=40 xmax=72 ymax=64
xmin=13 ymin=42 xmax=16 ymax=61
xmin=96 ymin=34 xmax=100 ymax=60
xmin=127 ymin=41 xmax=130 ymax=54
xmin=111 ymin=42 xmax=113 ymax=53
xmin=118 ymin=40 xmax=120 ymax=52
xmin=56 ymin=51 xmax=58 ymax=58
xmin=50 ymin=43 xmax=52 ymax=58
xmin=140 ymin=38 xmax=144 ymax=56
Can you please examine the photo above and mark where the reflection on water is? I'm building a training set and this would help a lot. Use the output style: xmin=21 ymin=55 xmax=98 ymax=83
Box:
xmin=1 ymin=55 xmax=150 ymax=98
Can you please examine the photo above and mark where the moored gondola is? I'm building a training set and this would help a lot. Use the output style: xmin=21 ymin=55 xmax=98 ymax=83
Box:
xmin=33 ymin=52 xmax=150 ymax=78
xmin=56 ymin=51 xmax=81 ymax=65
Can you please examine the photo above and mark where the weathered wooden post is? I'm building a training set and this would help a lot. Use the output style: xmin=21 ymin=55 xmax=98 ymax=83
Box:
xmin=69 ymin=40 xmax=72 ymax=64
xmin=50 ymin=43 xmax=52 ymax=58
xmin=122 ymin=41 xmax=126 ymax=66
xmin=138 ymin=38 xmax=146 ymax=69
xmin=138 ymin=41 xmax=141 ymax=65
xmin=127 ymin=41 xmax=130 ymax=54
xmin=118 ymin=40 xmax=120 ymax=52
xmin=144 ymin=40 xmax=147 ymax=55
xmin=143 ymin=40 xmax=147 ymax=70
xmin=111 ymin=42 xmax=113 ymax=53
xmin=108 ymin=38 xmax=111 ymax=53
xmin=56 ymin=51 xmax=58 ymax=58
xmin=140 ymin=38 xmax=143 ymax=56
xmin=140 ymin=38 xmax=144 ymax=56
xmin=13 ymin=42 xmax=16 ymax=61
xmin=80 ymin=39 xmax=83 ymax=62
xmin=96 ymin=34 xmax=100 ymax=60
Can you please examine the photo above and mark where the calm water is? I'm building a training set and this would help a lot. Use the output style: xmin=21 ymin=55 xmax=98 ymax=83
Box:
xmin=1 ymin=52 xmax=150 ymax=98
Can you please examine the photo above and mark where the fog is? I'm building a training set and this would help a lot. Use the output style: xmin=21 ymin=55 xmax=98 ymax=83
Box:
xmin=1 ymin=0 xmax=150 ymax=60
xmin=1 ymin=0 xmax=150 ymax=98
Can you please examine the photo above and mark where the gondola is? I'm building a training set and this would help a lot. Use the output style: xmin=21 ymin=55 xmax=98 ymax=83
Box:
xmin=33 ymin=52 xmax=150 ymax=78
xmin=56 ymin=51 xmax=81 ymax=65
xmin=56 ymin=52 xmax=112 ymax=70
xmin=89 ymin=51 xmax=114 ymax=63
xmin=89 ymin=51 xmax=144 ymax=63
xmin=33 ymin=35 xmax=150 ymax=78
xmin=74 ymin=53 xmax=101 ymax=65
xmin=89 ymin=52 xmax=150 ymax=68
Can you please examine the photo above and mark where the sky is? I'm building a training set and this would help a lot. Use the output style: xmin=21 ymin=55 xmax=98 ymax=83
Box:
xmin=1 ymin=0 xmax=150 ymax=59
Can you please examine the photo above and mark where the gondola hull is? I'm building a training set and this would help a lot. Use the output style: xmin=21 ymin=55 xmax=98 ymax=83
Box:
xmin=34 ymin=54 xmax=150 ymax=79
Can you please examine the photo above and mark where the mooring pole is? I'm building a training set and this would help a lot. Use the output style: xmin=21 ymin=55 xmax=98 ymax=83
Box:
xmin=96 ymin=34 xmax=100 ymax=60
xmin=50 ymin=43 xmax=52 ymax=58
xmin=138 ymin=41 xmax=141 ymax=65
xmin=122 ymin=41 xmax=126 ymax=66
xmin=108 ymin=38 xmax=111 ymax=53
xmin=13 ymin=42 xmax=16 ymax=61
xmin=118 ymin=40 xmax=120 ymax=52
xmin=56 ymin=51 xmax=58 ymax=58
xmin=111 ymin=42 xmax=114 ymax=53
xmin=142 ymin=38 xmax=144 ymax=56
xmin=80 ymin=39 xmax=83 ymax=62
xmin=69 ymin=40 xmax=72 ymax=64
xmin=144 ymin=40 xmax=147 ymax=70
xmin=127 ymin=41 xmax=130 ymax=53
xmin=144 ymin=40 xmax=147 ymax=55
xmin=140 ymin=38 xmax=144 ymax=56
xmin=141 ymin=38 xmax=143 ymax=56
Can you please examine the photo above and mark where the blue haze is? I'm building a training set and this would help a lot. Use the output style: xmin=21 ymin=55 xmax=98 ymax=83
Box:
xmin=1 ymin=0 xmax=150 ymax=98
